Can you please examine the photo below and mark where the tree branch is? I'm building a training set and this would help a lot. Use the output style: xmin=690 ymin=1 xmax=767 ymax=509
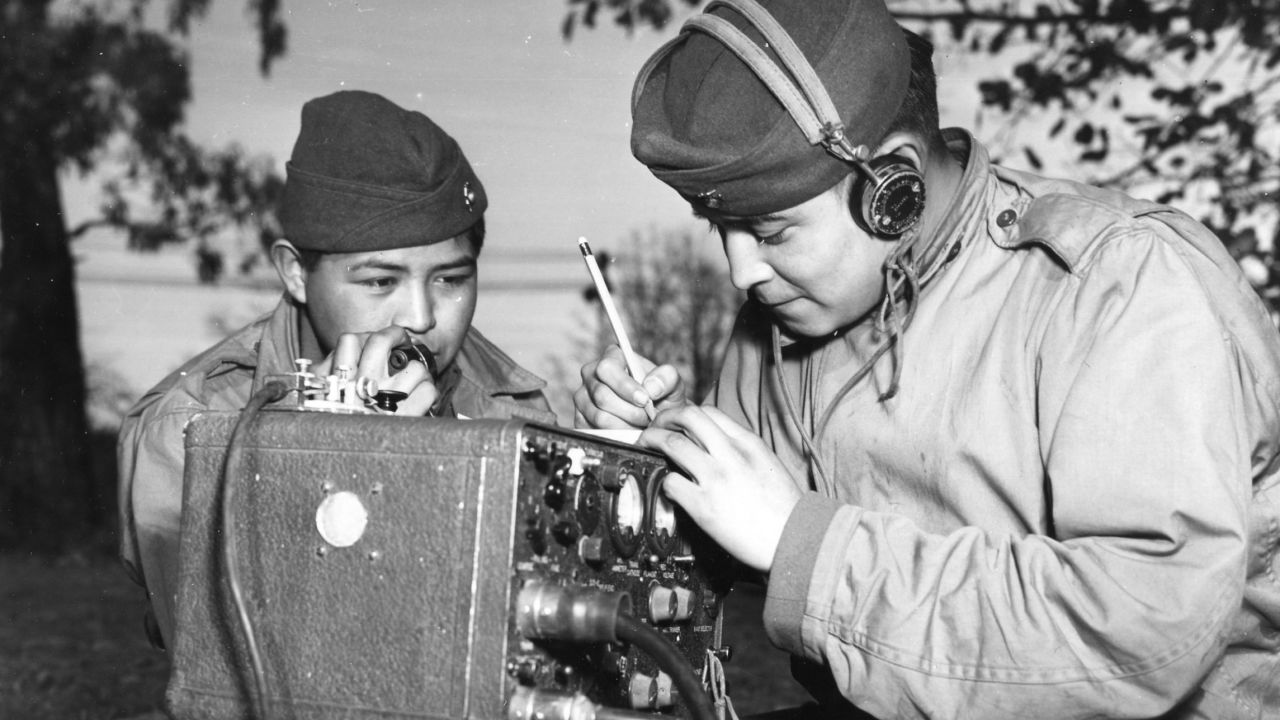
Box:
xmin=890 ymin=9 xmax=1190 ymax=27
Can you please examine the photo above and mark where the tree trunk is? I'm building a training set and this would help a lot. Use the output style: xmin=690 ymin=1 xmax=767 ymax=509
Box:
xmin=0 ymin=123 xmax=94 ymax=552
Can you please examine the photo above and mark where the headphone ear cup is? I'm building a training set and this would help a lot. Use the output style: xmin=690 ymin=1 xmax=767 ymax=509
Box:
xmin=851 ymin=154 xmax=926 ymax=238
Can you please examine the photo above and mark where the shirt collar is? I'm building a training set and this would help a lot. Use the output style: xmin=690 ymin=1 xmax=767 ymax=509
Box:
xmin=454 ymin=328 xmax=548 ymax=398
xmin=250 ymin=296 xmax=306 ymax=393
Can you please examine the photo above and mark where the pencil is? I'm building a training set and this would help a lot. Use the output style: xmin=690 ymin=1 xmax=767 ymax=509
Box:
xmin=578 ymin=237 xmax=658 ymax=422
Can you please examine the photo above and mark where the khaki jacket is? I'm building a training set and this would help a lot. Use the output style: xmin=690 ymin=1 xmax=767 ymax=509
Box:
xmin=714 ymin=133 xmax=1280 ymax=719
xmin=117 ymin=296 xmax=555 ymax=651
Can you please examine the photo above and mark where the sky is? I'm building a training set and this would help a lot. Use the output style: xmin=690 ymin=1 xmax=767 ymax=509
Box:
xmin=65 ymin=0 xmax=699 ymax=265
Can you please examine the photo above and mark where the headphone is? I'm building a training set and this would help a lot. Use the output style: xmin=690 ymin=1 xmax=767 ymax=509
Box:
xmin=850 ymin=153 xmax=926 ymax=238
xmin=674 ymin=0 xmax=927 ymax=239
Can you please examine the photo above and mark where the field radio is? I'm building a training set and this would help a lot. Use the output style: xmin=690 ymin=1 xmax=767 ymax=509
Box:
xmin=165 ymin=373 xmax=735 ymax=720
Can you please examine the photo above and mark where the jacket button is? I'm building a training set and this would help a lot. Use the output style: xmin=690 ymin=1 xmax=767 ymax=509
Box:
xmin=997 ymin=209 xmax=1018 ymax=227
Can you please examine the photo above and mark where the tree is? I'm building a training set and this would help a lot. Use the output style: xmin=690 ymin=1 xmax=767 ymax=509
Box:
xmin=0 ymin=0 xmax=286 ymax=550
xmin=563 ymin=0 xmax=1280 ymax=323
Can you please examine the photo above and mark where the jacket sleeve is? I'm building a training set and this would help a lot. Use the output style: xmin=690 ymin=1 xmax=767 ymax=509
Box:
xmin=762 ymin=226 xmax=1254 ymax=719
xmin=117 ymin=395 xmax=206 ymax=653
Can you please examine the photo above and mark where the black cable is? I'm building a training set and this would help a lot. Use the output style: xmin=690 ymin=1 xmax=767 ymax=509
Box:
xmin=614 ymin=613 xmax=718 ymax=720
xmin=222 ymin=380 xmax=291 ymax=720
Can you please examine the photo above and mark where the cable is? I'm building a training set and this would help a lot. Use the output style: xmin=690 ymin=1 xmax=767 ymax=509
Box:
xmin=221 ymin=379 xmax=291 ymax=720
xmin=615 ymin=614 xmax=718 ymax=720
xmin=515 ymin=583 xmax=719 ymax=720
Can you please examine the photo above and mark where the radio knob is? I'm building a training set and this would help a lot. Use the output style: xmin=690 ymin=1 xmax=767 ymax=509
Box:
xmin=654 ymin=671 xmax=674 ymax=709
xmin=626 ymin=671 xmax=673 ymax=710
xmin=523 ymin=438 xmax=551 ymax=472
xmin=551 ymin=453 xmax=573 ymax=480
xmin=552 ymin=520 xmax=579 ymax=546
xmin=629 ymin=673 xmax=657 ymax=710
xmin=648 ymin=585 xmax=694 ymax=624
xmin=544 ymin=479 xmax=566 ymax=509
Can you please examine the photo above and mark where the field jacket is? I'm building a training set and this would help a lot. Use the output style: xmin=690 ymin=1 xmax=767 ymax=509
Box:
xmin=713 ymin=132 xmax=1280 ymax=719
xmin=117 ymin=296 xmax=555 ymax=651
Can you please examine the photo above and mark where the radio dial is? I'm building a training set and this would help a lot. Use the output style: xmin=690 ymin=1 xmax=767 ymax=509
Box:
xmin=573 ymin=471 xmax=602 ymax=534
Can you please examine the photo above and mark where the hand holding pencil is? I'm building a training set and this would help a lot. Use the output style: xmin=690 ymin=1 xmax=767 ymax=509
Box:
xmin=575 ymin=238 xmax=687 ymax=428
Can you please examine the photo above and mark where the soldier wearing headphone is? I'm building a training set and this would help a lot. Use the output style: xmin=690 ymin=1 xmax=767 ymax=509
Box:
xmin=574 ymin=0 xmax=1280 ymax=717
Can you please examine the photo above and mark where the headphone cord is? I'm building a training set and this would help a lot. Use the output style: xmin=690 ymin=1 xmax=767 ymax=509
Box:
xmin=768 ymin=241 xmax=922 ymax=495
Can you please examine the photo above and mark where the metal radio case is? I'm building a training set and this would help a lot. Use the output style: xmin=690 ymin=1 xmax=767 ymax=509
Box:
xmin=166 ymin=409 xmax=730 ymax=720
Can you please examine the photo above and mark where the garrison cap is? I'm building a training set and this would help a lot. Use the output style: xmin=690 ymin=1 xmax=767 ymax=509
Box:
xmin=631 ymin=0 xmax=909 ymax=216
xmin=280 ymin=90 xmax=487 ymax=252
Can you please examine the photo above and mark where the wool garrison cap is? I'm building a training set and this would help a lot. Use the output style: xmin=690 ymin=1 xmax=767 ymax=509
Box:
xmin=631 ymin=0 xmax=909 ymax=216
xmin=279 ymin=90 xmax=487 ymax=252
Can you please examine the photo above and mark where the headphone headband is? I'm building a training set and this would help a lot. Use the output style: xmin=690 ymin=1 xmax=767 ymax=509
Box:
xmin=686 ymin=0 xmax=874 ymax=169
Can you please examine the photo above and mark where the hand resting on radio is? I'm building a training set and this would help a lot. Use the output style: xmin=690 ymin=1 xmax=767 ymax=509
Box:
xmin=639 ymin=404 xmax=802 ymax=575
xmin=312 ymin=325 xmax=439 ymax=416
xmin=574 ymin=344 xmax=689 ymax=429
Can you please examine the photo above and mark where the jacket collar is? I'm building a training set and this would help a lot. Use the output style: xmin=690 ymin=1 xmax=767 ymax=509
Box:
xmin=250 ymin=296 xmax=306 ymax=393
xmin=930 ymin=128 xmax=999 ymax=270
xmin=455 ymin=327 xmax=548 ymax=399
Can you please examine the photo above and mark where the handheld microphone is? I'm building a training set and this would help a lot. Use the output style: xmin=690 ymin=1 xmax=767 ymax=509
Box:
xmin=388 ymin=343 xmax=438 ymax=379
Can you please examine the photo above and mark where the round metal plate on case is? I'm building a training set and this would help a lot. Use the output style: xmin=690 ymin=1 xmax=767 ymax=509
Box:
xmin=315 ymin=491 xmax=368 ymax=548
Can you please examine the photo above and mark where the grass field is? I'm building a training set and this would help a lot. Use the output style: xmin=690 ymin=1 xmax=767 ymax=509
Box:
xmin=0 ymin=551 xmax=170 ymax=720
xmin=0 ymin=550 xmax=808 ymax=720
